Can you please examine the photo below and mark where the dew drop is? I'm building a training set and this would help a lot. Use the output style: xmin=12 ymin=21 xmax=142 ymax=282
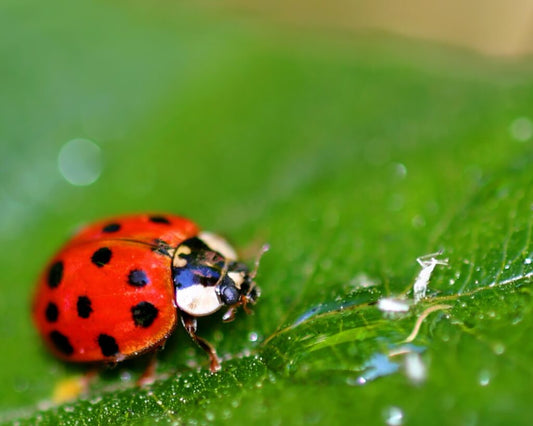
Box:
xmin=478 ymin=370 xmax=491 ymax=386
xmin=345 ymin=376 xmax=360 ymax=386
xmin=58 ymin=138 xmax=102 ymax=186
xmin=404 ymin=352 xmax=426 ymax=384
xmin=509 ymin=116 xmax=533 ymax=142
xmin=120 ymin=370 xmax=132 ymax=382
xmin=248 ymin=332 xmax=259 ymax=342
xmin=524 ymin=258 xmax=532 ymax=265
xmin=384 ymin=406 xmax=404 ymax=426
xmin=394 ymin=163 xmax=407 ymax=179
xmin=492 ymin=342 xmax=505 ymax=355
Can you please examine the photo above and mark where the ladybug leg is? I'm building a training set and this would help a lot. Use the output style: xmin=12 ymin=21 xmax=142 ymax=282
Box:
xmin=180 ymin=312 xmax=221 ymax=372
xmin=137 ymin=352 xmax=158 ymax=386
xmin=222 ymin=306 xmax=238 ymax=322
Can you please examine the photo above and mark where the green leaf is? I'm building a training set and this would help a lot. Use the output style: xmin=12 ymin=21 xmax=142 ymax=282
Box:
xmin=1 ymin=1 xmax=533 ymax=425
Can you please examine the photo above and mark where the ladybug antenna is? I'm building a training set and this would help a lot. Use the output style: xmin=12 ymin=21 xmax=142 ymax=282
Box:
xmin=250 ymin=243 xmax=270 ymax=280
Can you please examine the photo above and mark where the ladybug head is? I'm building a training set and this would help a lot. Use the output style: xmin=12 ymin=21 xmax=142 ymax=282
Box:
xmin=172 ymin=232 xmax=264 ymax=320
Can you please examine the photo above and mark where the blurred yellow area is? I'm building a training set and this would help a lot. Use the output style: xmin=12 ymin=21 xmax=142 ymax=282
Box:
xmin=220 ymin=0 xmax=533 ymax=56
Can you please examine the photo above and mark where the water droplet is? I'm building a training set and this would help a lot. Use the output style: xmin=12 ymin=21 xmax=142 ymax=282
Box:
xmin=120 ymin=370 xmax=132 ymax=382
xmin=411 ymin=215 xmax=426 ymax=228
xmin=205 ymin=412 xmax=215 ymax=421
xmin=478 ymin=370 xmax=491 ymax=386
xmin=384 ymin=406 xmax=404 ymax=426
xmin=90 ymin=396 xmax=102 ymax=405
xmin=349 ymin=273 xmax=380 ymax=289
xmin=377 ymin=298 xmax=410 ymax=313
xmin=58 ymin=138 xmax=102 ymax=186
xmin=248 ymin=332 xmax=259 ymax=342
xmin=512 ymin=314 xmax=523 ymax=325
xmin=504 ymin=264 xmax=510 ymax=270
xmin=524 ymin=258 xmax=532 ymax=265
xmin=492 ymin=342 xmax=505 ymax=355
xmin=449 ymin=279 xmax=456 ymax=285
xmin=404 ymin=352 xmax=426 ymax=385
xmin=394 ymin=163 xmax=408 ymax=179
xmin=345 ymin=376 xmax=360 ymax=386
xmin=509 ymin=116 xmax=533 ymax=142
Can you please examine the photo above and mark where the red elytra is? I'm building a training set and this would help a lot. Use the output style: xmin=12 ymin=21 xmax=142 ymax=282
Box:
xmin=32 ymin=213 xmax=260 ymax=373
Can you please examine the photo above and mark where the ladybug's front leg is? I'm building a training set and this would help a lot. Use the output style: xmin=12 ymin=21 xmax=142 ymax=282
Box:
xmin=180 ymin=312 xmax=221 ymax=373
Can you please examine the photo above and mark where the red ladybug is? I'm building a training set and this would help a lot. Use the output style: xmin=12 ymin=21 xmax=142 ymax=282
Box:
xmin=32 ymin=213 xmax=261 ymax=376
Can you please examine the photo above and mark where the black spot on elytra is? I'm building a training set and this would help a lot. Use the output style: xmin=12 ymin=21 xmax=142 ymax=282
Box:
xmin=47 ymin=261 xmax=63 ymax=288
xmin=131 ymin=301 xmax=159 ymax=328
xmin=98 ymin=334 xmax=119 ymax=357
xmin=102 ymin=223 xmax=121 ymax=233
xmin=91 ymin=247 xmax=112 ymax=267
xmin=49 ymin=330 xmax=73 ymax=355
xmin=77 ymin=296 xmax=93 ymax=318
xmin=128 ymin=269 xmax=150 ymax=287
xmin=45 ymin=302 xmax=59 ymax=322
xmin=149 ymin=215 xmax=170 ymax=224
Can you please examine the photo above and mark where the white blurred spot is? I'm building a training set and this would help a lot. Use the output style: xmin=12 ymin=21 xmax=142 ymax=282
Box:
xmin=377 ymin=298 xmax=411 ymax=313
xmin=478 ymin=370 xmax=491 ymax=386
xmin=404 ymin=352 xmax=426 ymax=384
xmin=349 ymin=272 xmax=380 ymax=289
xmin=394 ymin=163 xmax=407 ymax=179
xmin=509 ymin=117 xmax=533 ymax=142
xmin=384 ymin=406 xmax=404 ymax=426
xmin=58 ymin=138 xmax=102 ymax=186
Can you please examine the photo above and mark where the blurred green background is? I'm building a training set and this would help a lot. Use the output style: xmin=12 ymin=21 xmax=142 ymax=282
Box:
xmin=1 ymin=1 xmax=533 ymax=424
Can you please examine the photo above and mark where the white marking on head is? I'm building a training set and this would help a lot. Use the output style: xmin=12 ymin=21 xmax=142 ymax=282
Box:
xmin=175 ymin=285 xmax=223 ymax=316
xmin=228 ymin=271 xmax=246 ymax=290
xmin=198 ymin=232 xmax=238 ymax=261
xmin=173 ymin=245 xmax=191 ymax=268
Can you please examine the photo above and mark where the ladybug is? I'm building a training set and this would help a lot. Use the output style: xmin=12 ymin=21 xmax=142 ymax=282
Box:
xmin=32 ymin=213 xmax=262 ymax=378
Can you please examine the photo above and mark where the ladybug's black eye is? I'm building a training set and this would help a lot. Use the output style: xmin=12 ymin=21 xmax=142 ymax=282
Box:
xmin=220 ymin=283 xmax=240 ymax=306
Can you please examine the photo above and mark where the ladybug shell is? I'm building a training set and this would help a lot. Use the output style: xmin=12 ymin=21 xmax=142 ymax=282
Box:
xmin=32 ymin=214 xmax=199 ymax=363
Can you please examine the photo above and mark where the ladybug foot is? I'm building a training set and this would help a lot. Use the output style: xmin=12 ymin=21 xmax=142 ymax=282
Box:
xmin=181 ymin=312 xmax=222 ymax=373
xmin=209 ymin=354 xmax=221 ymax=373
